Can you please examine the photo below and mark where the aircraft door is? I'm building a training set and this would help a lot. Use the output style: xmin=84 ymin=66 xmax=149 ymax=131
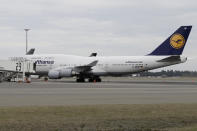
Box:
xmin=143 ymin=63 xmax=148 ymax=71
xmin=33 ymin=62 xmax=37 ymax=71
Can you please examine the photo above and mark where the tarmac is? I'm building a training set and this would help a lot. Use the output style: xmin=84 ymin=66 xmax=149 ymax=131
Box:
xmin=0 ymin=77 xmax=197 ymax=106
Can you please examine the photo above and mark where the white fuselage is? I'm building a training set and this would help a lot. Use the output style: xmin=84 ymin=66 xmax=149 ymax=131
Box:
xmin=25 ymin=54 xmax=187 ymax=77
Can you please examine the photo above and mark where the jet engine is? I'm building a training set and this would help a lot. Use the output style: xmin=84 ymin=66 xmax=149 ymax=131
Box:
xmin=48 ymin=70 xmax=60 ymax=79
xmin=48 ymin=68 xmax=75 ymax=79
xmin=59 ymin=68 xmax=74 ymax=77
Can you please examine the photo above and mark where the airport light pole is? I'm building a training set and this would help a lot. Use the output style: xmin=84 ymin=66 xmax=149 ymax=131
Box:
xmin=24 ymin=29 xmax=30 ymax=54
xmin=24 ymin=29 xmax=30 ymax=82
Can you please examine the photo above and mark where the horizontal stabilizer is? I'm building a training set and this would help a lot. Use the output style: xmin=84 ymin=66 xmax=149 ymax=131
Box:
xmin=157 ymin=56 xmax=181 ymax=62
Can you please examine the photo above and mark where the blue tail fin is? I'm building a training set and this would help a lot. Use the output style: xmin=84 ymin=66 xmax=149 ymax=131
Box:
xmin=149 ymin=26 xmax=192 ymax=55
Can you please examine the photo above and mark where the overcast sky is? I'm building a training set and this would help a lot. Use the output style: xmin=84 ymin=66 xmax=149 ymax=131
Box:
xmin=0 ymin=0 xmax=196 ymax=71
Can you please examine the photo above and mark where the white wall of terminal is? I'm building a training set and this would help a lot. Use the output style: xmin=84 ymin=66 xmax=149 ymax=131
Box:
xmin=0 ymin=57 xmax=35 ymax=82
xmin=0 ymin=57 xmax=35 ymax=73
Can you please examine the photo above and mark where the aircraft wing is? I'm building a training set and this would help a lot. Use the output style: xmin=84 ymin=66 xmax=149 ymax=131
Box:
xmin=157 ymin=56 xmax=181 ymax=62
xmin=74 ymin=60 xmax=98 ymax=72
xmin=0 ymin=69 xmax=20 ymax=73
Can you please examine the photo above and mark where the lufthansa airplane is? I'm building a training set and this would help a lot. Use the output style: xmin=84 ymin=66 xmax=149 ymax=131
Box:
xmin=25 ymin=26 xmax=192 ymax=82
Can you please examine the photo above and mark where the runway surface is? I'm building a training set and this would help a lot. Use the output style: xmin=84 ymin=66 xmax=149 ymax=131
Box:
xmin=0 ymin=78 xmax=197 ymax=106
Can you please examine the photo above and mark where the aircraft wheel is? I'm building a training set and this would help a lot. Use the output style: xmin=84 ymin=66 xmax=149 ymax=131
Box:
xmin=82 ymin=79 xmax=85 ymax=82
xmin=77 ymin=78 xmax=85 ymax=82
xmin=90 ymin=77 xmax=102 ymax=82
xmin=44 ymin=77 xmax=48 ymax=81
xmin=88 ymin=78 xmax=94 ymax=82
xmin=0 ymin=74 xmax=3 ymax=83
xmin=96 ymin=78 xmax=102 ymax=82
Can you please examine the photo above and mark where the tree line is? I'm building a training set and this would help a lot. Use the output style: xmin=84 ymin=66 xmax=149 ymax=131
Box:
xmin=139 ymin=70 xmax=197 ymax=77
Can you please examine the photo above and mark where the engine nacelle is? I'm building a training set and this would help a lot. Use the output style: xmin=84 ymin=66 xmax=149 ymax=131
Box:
xmin=59 ymin=68 xmax=73 ymax=77
xmin=48 ymin=70 xmax=60 ymax=79
xmin=48 ymin=68 xmax=75 ymax=79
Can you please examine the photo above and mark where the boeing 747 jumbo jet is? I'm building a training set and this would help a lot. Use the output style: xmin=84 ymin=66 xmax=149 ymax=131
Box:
xmin=25 ymin=26 xmax=192 ymax=82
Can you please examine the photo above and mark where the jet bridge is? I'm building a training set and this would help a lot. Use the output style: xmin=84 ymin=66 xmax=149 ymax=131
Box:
xmin=0 ymin=57 xmax=35 ymax=82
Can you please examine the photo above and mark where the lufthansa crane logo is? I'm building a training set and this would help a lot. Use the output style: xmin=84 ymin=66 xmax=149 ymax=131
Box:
xmin=170 ymin=34 xmax=185 ymax=49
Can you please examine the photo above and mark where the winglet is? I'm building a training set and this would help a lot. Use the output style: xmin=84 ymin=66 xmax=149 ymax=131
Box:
xmin=89 ymin=53 xmax=97 ymax=57
xmin=26 ymin=48 xmax=35 ymax=55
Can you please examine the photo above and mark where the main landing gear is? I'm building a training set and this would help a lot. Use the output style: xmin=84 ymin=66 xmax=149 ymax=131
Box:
xmin=88 ymin=77 xmax=101 ymax=82
xmin=76 ymin=76 xmax=102 ymax=83
xmin=76 ymin=78 xmax=85 ymax=82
